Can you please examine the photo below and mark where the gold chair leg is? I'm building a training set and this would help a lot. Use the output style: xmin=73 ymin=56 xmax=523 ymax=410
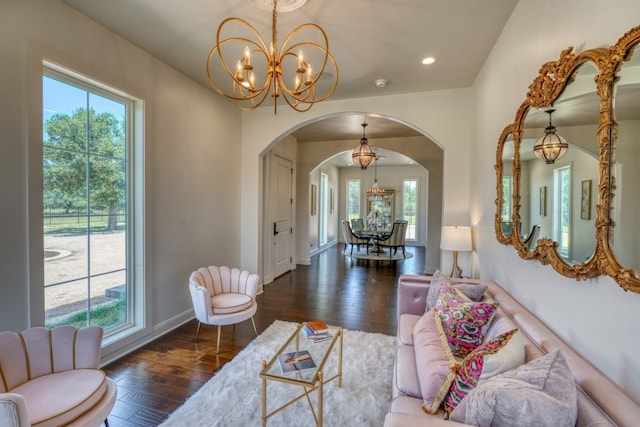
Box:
xmin=216 ymin=325 xmax=222 ymax=354
xmin=193 ymin=322 xmax=202 ymax=343
xmin=251 ymin=317 xmax=258 ymax=336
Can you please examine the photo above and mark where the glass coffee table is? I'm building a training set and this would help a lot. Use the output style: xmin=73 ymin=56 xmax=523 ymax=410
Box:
xmin=260 ymin=322 xmax=343 ymax=426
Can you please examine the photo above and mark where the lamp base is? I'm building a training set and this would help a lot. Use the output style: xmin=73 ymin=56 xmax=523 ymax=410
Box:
xmin=449 ymin=251 xmax=463 ymax=278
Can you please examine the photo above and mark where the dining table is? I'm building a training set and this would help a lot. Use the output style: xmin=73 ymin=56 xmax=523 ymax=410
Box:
xmin=355 ymin=229 xmax=391 ymax=254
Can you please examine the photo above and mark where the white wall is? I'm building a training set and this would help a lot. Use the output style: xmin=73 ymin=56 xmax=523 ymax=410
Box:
xmin=241 ymin=93 xmax=473 ymax=278
xmin=471 ymin=0 xmax=640 ymax=401
xmin=0 ymin=1 xmax=242 ymax=361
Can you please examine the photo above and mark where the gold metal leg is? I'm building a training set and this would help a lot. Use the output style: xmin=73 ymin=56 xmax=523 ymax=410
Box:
xmin=193 ymin=322 xmax=202 ymax=343
xmin=216 ymin=325 xmax=222 ymax=354
xmin=338 ymin=328 xmax=343 ymax=387
xmin=251 ymin=317 xmax=258 ymax=335
xmin=318 ymin=370 xmax=323 ymax=426
xmin=262 ymin=360 xmax=267 ymax=427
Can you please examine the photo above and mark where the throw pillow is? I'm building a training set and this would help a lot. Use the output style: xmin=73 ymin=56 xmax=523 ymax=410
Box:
xmin=413 ymin=309 xmax=458 ymax=414
xmin=443 ymin=328 xmax=524 ymax=414
xmin=425 ymin=271 xmax=488 ymax=312
xmin=435 ymin=283 xmax=498 ymax=357
xmin=450 ymin=349 xmax=578 ymax=427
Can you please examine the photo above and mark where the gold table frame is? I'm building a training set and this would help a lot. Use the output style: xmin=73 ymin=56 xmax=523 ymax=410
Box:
xmin=260 ymin=323 xmax=343 ymax=426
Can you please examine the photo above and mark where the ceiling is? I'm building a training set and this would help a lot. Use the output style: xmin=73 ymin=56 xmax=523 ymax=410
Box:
xmin=63 ymin=0 xmax=519 ymax=164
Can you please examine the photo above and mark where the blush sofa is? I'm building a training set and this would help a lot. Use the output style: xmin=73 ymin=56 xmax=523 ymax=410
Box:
xmin=384 ymin=274 xmax=640 ymax=427
xmin=0 ymin=325 xmax=117 ymax=427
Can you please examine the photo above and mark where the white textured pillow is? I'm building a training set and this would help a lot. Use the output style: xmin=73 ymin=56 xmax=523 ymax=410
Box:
xmin=450 ymin=350 xmax=577 ymax=427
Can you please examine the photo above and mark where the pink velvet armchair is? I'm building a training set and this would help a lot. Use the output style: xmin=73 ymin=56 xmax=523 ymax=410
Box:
xmin=189 ymin=265 xmax=259 ymax=353
xmin=0 ymin=325 xmax=116 ymax=427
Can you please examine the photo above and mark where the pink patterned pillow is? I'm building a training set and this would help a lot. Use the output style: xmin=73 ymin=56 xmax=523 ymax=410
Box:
xmin=435 ymin=283 xmax=498 ymax=357
xmin=443 ymin=328 xmax=524 ymax=414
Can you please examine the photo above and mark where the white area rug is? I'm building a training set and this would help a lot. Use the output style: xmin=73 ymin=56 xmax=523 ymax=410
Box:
xmin=160 ymin=320 xmax=397 ymax=427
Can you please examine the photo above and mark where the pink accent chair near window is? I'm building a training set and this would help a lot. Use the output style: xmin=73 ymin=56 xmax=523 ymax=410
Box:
xmin=0 ymin=326 xmax=117 ymax=427
xmin=189 ymin=265 xmax=259 ymax=353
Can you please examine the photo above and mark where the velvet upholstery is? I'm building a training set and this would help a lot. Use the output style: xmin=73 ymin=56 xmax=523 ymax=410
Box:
xmin=385 ymin=275 xmax=640 ymax=427
xmin=0 ymin=326 xmax=116 ymax=427
xmin=189 ymin=265 xmax=259 ymax=353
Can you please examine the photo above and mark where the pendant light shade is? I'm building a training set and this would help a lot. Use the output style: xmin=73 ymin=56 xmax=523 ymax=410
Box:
xmin=352 ymin=122 xmax=376 ymax=169
xmin=533 ymin=109 xmax=569 ymax=164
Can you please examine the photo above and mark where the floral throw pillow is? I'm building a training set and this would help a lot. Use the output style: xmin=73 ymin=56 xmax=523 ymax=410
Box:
xmin=435 ymin=283 xmax=498 ymax=358
xmin=443 ymin=328 xmax=524 ymax=414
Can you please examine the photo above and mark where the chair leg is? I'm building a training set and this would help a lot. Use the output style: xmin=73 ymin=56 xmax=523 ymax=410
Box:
xmin=216 ymin=325 xmax=222 ymax=354
xmin=193 ymin=322 xmax=202 ymax=343
xmin=251 ymin=317 xmax=258 ymax=336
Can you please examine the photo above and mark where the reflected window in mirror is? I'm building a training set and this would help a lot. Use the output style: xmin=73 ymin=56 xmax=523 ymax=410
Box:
xmin=501 ymin=176 xmax=513 ymax=236
xmin=553 ymin=164 xmax=571 ymax=259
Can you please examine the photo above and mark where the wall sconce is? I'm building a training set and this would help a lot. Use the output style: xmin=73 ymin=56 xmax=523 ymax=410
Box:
xmin=440 ymin=226 xmax=472 ymax=277
xmin=533 ymin=109 xmax=569 ymax=164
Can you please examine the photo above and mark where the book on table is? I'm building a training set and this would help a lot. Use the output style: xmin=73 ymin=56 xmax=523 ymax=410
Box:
xmin=277 ymin=350 xmax=317 ymax=374
xmin=303 ymin=324 xmax=333 ymax=342
xmin=306 ymin=319 xmax=329 ymax=334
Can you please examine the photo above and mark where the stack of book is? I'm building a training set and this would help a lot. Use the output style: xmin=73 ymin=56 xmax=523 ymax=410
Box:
xmin=303 ymin=319 xmax=332 ymax=343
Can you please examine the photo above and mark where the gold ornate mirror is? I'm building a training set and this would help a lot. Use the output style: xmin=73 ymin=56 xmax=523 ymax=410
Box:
xmin=495 ymin=25 xmax=640 ymax=292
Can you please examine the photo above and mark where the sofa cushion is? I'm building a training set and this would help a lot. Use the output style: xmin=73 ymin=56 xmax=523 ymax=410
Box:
xmin=443 ymin=328 xmax=524 ymax=414
xmin=435 ymin=284 xmax=498 ymax=357
xmin=450 ymin=349 xmax=577 ymax=427
xmin=425 ymin=271 xmax=487 ymax=312
xmin=12 ymin=368 xmax=108 ymax=427
xmin=398 ymin=314 xmax=421 ymax=346
xmin=413 ymin=310 xmax=457 ymax=414
xmin=210 ymin=293 xmax=252 ymax=314
xmin=394 ymin=345 xmax=422 ymax=398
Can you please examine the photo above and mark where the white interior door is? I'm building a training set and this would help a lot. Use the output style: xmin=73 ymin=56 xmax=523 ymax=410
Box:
xmin=271 ymin=155 xmax=293 ymax=278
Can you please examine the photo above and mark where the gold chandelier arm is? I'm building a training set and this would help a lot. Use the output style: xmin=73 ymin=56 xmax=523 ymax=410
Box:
xmin=206 ymin=17 xmax=274 ymax=103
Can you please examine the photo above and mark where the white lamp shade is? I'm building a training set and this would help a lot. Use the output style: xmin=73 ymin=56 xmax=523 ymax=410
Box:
xmin=440 ymin=226 xmax=472 ymax=252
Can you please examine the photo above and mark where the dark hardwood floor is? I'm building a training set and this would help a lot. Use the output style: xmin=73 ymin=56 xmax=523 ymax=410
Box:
xmin=103 ymin=244 xmax=426 ymax=426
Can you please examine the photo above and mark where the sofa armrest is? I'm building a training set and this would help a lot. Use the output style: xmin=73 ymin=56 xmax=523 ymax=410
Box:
xmin=0 ymin=393 xmax=30 ymax=427
xmin=397 ymin=275 xmax=432 ymax=318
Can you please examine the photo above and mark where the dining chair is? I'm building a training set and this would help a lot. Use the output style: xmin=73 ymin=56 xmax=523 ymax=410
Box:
xmin=341 ymin=220 xmax=369 ymax=255
xmin=377 ymin=220 xmax=408 ymax=259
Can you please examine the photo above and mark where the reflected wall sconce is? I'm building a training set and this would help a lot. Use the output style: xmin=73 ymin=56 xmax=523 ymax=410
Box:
xmin=440 ymin=226 xmax=473 ymax=278
xmin=206 ymin=0 xmax=338 ymax=114
xmin=533 ymin=109 xmax=569 ymax=164
xmin=352 ymin=122 xmax=376 ymax=169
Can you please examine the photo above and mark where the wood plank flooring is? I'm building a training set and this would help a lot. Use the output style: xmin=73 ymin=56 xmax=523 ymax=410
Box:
xmin=103 ymin=244 xmax=426 ymax=426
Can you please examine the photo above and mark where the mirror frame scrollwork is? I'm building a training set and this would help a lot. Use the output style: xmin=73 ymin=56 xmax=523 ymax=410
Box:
xmin=495 ymin=25 xmax=640 ymax=293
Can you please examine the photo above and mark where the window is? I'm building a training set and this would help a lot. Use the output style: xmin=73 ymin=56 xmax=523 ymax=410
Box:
xmin=501 ymin=176 xmax=513 ymax=221
xmin=42 ymin=64 xmax=142 ymax=336
xmin=402 ymin=179 xmax=417 ymax=240
xmin=553 ymin=165 xmax=571 ymax=258
xmin=319 ymin=173 xmax=328 ymax=246
xmin=346 ymin=179 xmax=361 ymax=221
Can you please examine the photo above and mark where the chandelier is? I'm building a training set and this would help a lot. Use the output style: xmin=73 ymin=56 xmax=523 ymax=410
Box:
xmin=206 ymin=0 xmax=338 ymax=114
xmin=352 ymin=122 xmax=376 ymax=169
xmin=366 ymin=157 xmax=386 ymax=199
xmin=533 ymin=109 xmax=569 ymax=164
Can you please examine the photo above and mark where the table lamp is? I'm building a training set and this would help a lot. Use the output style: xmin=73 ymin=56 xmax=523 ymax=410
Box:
xmin=440 ymin=226 xmax=472 ymax=277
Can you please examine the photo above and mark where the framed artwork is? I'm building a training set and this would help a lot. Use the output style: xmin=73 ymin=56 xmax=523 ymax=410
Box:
xmin=310 ymin=184 xmax=316 ymax=216
xmin=539 ymin=186 xmax=547 ymax=216
xmin=581 ymin=180 xmax=592 ymax=220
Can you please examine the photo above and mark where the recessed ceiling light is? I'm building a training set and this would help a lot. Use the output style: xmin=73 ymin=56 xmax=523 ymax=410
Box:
xmin=421 ymin=56 xmax=437 ymax=65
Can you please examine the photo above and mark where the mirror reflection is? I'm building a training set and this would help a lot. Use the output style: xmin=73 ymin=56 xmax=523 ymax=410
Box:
xmin=499 ymin=136 xmax=516 ymax=237
xmin=611 ymin=43 xmax=640 ymax=275
xmin=517 ymin=61 xmax=600 ymax=262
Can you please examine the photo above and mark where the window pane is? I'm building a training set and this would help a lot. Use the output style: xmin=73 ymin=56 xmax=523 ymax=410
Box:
xmin=347 ymin=179 xmax=361 ymax=221
xmin=402 ymin=179 xmax=417 ymax=240
xmin=43 ymin=74 xmax=129 ymax=330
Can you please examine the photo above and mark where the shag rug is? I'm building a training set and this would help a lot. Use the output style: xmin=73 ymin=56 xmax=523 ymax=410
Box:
xmin=160 ymin=320 xmax=397 ymax=427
